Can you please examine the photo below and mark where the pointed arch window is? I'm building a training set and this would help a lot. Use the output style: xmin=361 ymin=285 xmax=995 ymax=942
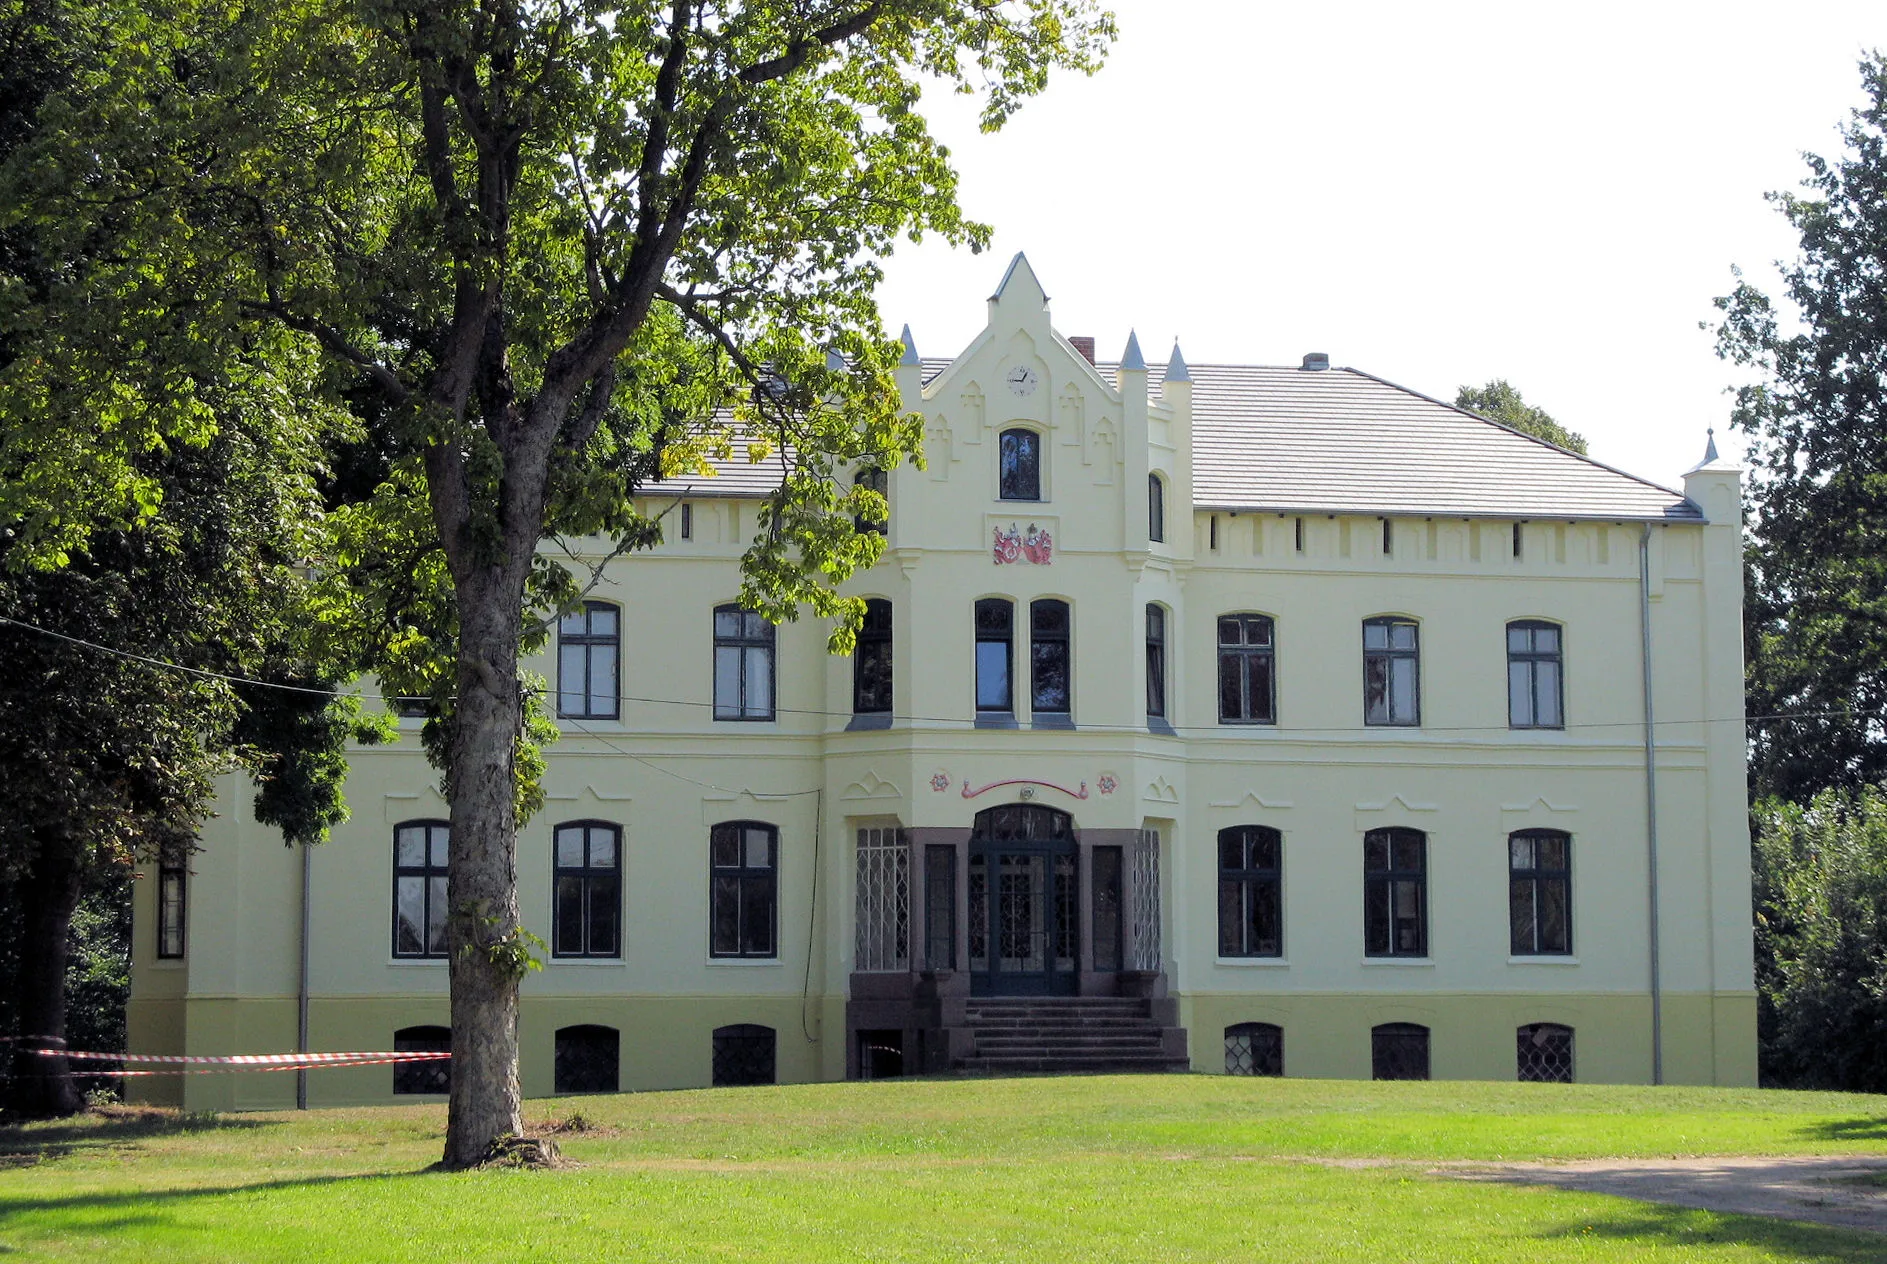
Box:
xmin=999 ymin=428 xmax=1041 ymax=500
xmin=853 ymin=599 xmax=893 ymax=715
xmin=1148 ymin=473 xmax=1166 ymax=542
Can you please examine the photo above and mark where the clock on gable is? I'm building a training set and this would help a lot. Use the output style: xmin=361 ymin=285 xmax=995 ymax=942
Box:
xmin=1005 ymin=364 xmax=1039 ymax=397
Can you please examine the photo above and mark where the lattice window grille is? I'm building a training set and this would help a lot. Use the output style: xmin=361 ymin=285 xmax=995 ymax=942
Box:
xmin=554 ymin=1026 xmax=620 ymax=1095
xmin=1225 ymin=1023 xmax=1284 ymax=1077
xmin=1371 ymin=1023 xmax=1430 ymax=1081
xmin=1516 ymin=1023 xmax=1574 ymax=1084
xmin=854 ymin=827 xmax=909 ymax=972
xmin=1130 ymin=828 xmax=1163 ymax=972
xmin=712 ymin=1024 xmax=777 ymax=1087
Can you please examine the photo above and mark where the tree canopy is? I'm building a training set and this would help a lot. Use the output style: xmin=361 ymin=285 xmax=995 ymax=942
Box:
xmin=2 ymin=0 xmax=1113 ymax=1158
xmin=1714 ymin=53 xmax=1887 ymax=805
xmin=1453 ymin=380 xmax=1587 ymax=454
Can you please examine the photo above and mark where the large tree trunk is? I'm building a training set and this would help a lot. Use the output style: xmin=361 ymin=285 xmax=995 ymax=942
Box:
xmin=6 ymin=846 xmax=86 ymax=1118
xmin=440 ymin=566 xmax=528 ymax=1167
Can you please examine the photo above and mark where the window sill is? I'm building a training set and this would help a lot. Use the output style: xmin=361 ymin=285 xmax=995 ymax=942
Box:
xmin=1031 ymin=713 xmax=1074 ymax=731
xmin=1147 ymin=718 xmax=1178 ymax=737
xmin=147 ymin=959 xmax=187 ymax=970
xmin=975 ymin=712 xmax=1018 ymax=730
xmin=1215 ymin=956 xmax=1289 ymax=968
xmin=705 ymin=956 xmax=783 ymax=967
xmin=548 ymin=957 xmax=627 ymax=967
xmin=1360 ymin=957 xmax=1434 ymax=967
xmin=1507 ymin=955 xmax=1580 ymax=966
xmin=846 ymin=713 xmax=893 ymax=731
xmin=386 ymin=958 xmax=447 ymax=967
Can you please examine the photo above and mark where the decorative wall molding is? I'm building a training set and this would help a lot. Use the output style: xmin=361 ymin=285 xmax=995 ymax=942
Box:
xmin=960 ymin=776 xmax=1088 ymax=801
xmin=1354 ymin=793 xmax=1439 ymax=813
xmin=1499 ymin=797 xmax=1578 ymax=814
xmin=840 ymin=771 xmax=902 ymax=802
xmin=1143 ymin=775 xmax=1180 ymax=804
xmin=1209 ymin=790 xmax=1295 ymax=810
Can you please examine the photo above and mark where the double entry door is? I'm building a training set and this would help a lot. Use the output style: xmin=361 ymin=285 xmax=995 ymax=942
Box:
xmin=967 ymin=805 xmax=1078 ymax=996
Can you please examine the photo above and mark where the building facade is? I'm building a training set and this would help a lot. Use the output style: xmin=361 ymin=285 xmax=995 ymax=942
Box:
xmin=128 ymin=255 xmax=1755 ymax=1108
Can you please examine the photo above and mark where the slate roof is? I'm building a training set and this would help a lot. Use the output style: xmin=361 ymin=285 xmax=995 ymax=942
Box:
xmin=647 ymin=358 xmax=1701 ymax=522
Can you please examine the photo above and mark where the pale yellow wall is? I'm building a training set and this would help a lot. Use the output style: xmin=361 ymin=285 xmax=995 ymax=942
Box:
xmin=129 ymin=260 xmax=1755 ymax=1105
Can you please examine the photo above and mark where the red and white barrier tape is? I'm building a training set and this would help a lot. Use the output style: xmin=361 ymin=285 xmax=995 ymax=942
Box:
xmin=20 ymin=1047 xmax=451 ymax=1074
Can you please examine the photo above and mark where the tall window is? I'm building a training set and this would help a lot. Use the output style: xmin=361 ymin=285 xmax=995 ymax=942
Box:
xmin=713 ymin=605 xmax=775 ymax=721
xmin=1508 ymin=620 xmax=1564 ymax=729
xmin=558 ymin=602 xmax=620 ymax=719
xmin=975 ymin=598 xmax=1014 ymax=713
xmin=1225 ymin=1022 xmax=1284 ymax=1077
xmin=853 ymin=467 xmax=888 ymax=535
xmin=710 ymin=821 xmax=777 ymax=958
xmin=393 ymin=821 xmax=449 ymax=958
xmin=1145 ymin=605 xmax=1167 ymax=720
xmin=1371 ymin=1023 xmax=1430 ymax=1080
xmin=1092 ymin=845 xmax=1124 ymax=972
xmin=1030 ymin=599 xmax=1071 ymax=716
xmin=157 ymin=859 xmax=187 ymax=959
xmin=1363 ymin=827 xmax=1427 ymax=957
xmin=555 ymin=1025 xmax=620 ymax=1094
xmin=1363 ymin=617 xmax=1420 ymax=726
xmin=553 ymin=821 xmax=622 ymax=958
xmin=1148 ymin=473 xmax=1166 ymax=542
xmin=853 ymin=599 xmax=893 ymax=715
xmin=1509 ymin=830 xmax=1571 ymax=955
xmin=712 ymin=1023 xmax=776 ymax=1086
xmin=1517 ymin=1023 xmax=1574 ymax=1083
xmin=393 ymin=1025 xmax=451 ymax=1094
xmin=925 ymin=845 xmax=956 ymax=971
xmin=998 ymin=428 xmax=1041 ymax=500
xmin=1217 ymin=614 xmax=1276 ymax=724
xmin=1218 ymin=826 xmax=1282 ymax=957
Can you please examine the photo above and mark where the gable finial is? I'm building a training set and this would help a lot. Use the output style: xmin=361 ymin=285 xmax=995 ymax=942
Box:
xmin=1703 ymin=427 xmax=1719 ymax=463
xmin=1120 ymin=330 xmax=1146 ymax=372
xmin=1165 ymin=340 xmax=1190 ymax=383
xmin=898 ymin=324 xmax=920 ymax=367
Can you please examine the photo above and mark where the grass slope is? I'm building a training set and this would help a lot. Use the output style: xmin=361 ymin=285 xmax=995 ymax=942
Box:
xmin=3 ymin=1077 xmax=1885 ymax=1262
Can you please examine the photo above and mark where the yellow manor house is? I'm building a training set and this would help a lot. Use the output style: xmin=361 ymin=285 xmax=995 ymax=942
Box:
xmin=128 ymin=255 xmax=1754 ymax=1108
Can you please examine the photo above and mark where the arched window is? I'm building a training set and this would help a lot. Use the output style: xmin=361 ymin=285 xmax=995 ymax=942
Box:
xmin=558 ymin=601 xmax=620 ymax=719
xmin=1148 ymin=472 xmax=1166 ymax=542
xmin=392 ymin=1025 xmax=451 ymax=1095
xmin=1363 ymin=828 xmax=1426 ymax=957
xmin=998 ymin=428 xmax=1041 ymax=500
xmin=555 ymin=1024 xmax=620 ymax=1094
xmin=974 ymin=598 xmax=1014 ymax=714
xmin=553 ymin=821 xmax=622 ymax=958
xmin=712 ymin=1023 xmax=776 ymax=1086
xmin=1509 ymin=830 xmax=1571 ymax=955
xmin=1218 ymin=614 xmax=1276 ymax=724
xmin=853 ymin=466 xmax=888 ymax=535
xmin=1507 ymin=620 xmax=1564 ymax=728
xmin=1029 ymin=598 xmax=1071 ymax=717
xmin=1516 ymin=1023 xmax=1574 ymax=1083
xmin=713 ymin=605 xmax=775 ymax=721
xmin=1363 ymin=617 xmax=1420 ymax=725
xmin=710 ymin=821 xmax=778 ymax=958
xmin=1145 ymin=604 xmax=1167 ymax=720
xmin=157 ymin=857 xmax=187 ymax=959
xmin=1218 ymin=826 xmax=1282 ymax=957
xmin=1371 ymin=1022 xmax=1429 ymax=1081
xmin=853 ymin=599 xmax=893 ymax=715
xmin=1225 ymin=1022 xmax=1284 ymax=1076
xmin=392 ymin=821 xmax=449 ymax=958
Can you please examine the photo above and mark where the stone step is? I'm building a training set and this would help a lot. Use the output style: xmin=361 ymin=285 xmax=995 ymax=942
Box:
xmin=956 ymin=1055 xmax=1192 ymax=1074
xmin=974 ymin=1035 xmax=1166 ymax=1050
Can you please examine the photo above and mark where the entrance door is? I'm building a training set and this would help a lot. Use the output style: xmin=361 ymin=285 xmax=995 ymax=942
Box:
xmin=967 ymin=805 xmax=1078 ymax=996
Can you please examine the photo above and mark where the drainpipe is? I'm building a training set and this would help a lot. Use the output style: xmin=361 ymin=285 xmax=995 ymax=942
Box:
xmin=1638 ymin=524 xmax=1663 ymax=1086
xmin=296 ymin=841 xmax=312 ymax=1110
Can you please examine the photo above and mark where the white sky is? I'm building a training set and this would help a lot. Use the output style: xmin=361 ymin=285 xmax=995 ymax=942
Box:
xmin=872 ymin=0 xmax=1884 ymax=490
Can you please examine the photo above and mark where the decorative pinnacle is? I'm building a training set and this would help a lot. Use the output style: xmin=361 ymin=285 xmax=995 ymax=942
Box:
xmin=1702 ymin=427 xmax=1719 ymax=463
xmin=1165 ymin=340 xmax=1191 ymax=383
xmin=898 ymin=325 xmax=920 ymax=367
xmin=1120 ymin=330 xmax=1146 ymax=372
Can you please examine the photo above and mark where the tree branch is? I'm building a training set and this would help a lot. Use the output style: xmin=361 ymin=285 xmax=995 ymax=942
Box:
xmin=239 ymin=300 xmax=409 ymax=404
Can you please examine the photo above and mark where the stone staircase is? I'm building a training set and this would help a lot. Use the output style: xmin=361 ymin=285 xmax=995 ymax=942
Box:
xmin=951 ymin=997 xmax=1190 ymax=1074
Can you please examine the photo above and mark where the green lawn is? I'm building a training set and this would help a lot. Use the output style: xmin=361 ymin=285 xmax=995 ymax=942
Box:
xmin=4 ymin=1076 xmax=1886 ymax=1262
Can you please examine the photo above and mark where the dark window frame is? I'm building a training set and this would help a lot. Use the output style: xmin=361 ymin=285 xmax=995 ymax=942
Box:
xmin=712 ymin=1023 xmax=777 ymax=1086
xmin=1371 ymin=1022 xmax=1430 ymax=1081
xmin=712 ymin=604 xmax=777 ymax=721
xmin=1363 ymin=616 xmax=1421 ymax=726
xmin=393 ymin=1025 xmax=451 ymax=1095
xmin=552 ymin=820 xmax=623 ymax=959
xmin=1507 ymin=619 xmax=1565 ymax=729
xmin=998 ymin=427 xmax=1042 ymax=501
xmin=1516 ymin=1022 xmax=1575 ymax=1083
xmin=392 ymin=820 xmax=450 ymax=959
xmin=680 ymin=502 xmax=693 ymax=540
xmin=1145 ymin=604 xmax=1167 ymax=720
xmin=709 ymin=820 xmax=779 ymax=959
xmin=1363 ymin=827 xmax=1428 ymax=958
xmin=1029 ymin=598 xmax=1072 ymax=717
xmin=1217 ymin=613 xmax=1277 ymax=725
xmin=1148 ymin=472 xmax=1166 ymax=542
xmin=557 ymin=601 xmax=621 ymax=720
xmin=1225 ymin=1022 xmax=1284 ymax=1076
xmin=554 ymin=1024 xmax=621 ymax=1094
xmin=1218 ymin=826 xmax=1283 ymax=958
xmin=853 ymin=466 xmax=888 ymax=535
xmin=975 ymin=598 xmax=1014 ymax=714
xmin=1509 ymin=829 xmax=1573 ymax=956
xmin=852 ymin=598 xmax=893 ymax=715
xmin=924 ymin=844 xmax=957 ymax=971
xmin=157 ymin=859 xmax=187 ymax=959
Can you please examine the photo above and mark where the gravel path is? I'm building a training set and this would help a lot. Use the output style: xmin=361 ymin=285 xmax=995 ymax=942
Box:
xmin=1459 ymin=1155 xmax=1887 ymax=1235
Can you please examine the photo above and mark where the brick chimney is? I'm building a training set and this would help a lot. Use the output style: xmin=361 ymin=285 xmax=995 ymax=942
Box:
xmin=1069 ymin=336 xmax=1096 ymax=365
